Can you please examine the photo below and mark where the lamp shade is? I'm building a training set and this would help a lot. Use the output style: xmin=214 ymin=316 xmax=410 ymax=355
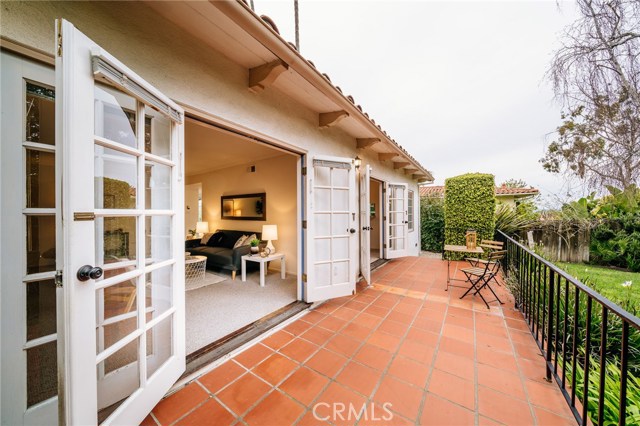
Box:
xmin=261 ymin=224 xmax=278 ymax=241
xmin=195 ymin=221 xmax=209 ymax=234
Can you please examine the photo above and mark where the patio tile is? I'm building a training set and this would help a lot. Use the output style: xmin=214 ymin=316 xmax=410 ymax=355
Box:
xmin=427 ymin=369 xmax=475 ymax=411
xmin=152 ymin=382 xmax=209 ymax=425
xmin=280 ymin=338 xmax=319 ymax=363
xmin=420 ymin=393 xmax=475 ymax=426
xmin=478 ymin=386 xmax=534 ymax=426
xmin=262 ymin=330 xmax=295 ymax=350
xmin=326 ymin=333 xmax=361 ymax=358
xmin=300 ymin=326 xmax=334 ymax=346
xmin=280 ymin=366 xmax=329 ymax=406
xmin=354 ymin=344 xmax=393 ymax=371
xmin=198 ymin=360 xmax=246 ymax=394
xmin=234 ymin=343 xmax=274 ymax=369
xmin=477 ymin=363 xmax=526 ymax=400
xmin=336 ymin=360 xmax=382 ymax=397
xmin=140 ymin=414 xmax=158 ymax=426
xmin=175 ymin=398 xmax=235 ymax=426
xmin=216 ymin=373 xmax=271 ymax=416
xmin=252 ymin=353 xmax=298 ymax=386
xmin=151 ymin=257 xmax=579 ymax=426
xmin=373 ymin=375 xmax=423 ymax=421
xmin=244 ymin=390 xmax=305 ymax=426
xmin=388 ymin=355 xmax=430 ymax=388
xmin=306 ymin=348 xmax=348 ymax=378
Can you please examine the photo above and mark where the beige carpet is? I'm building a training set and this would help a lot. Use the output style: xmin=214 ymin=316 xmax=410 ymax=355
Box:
xmin=186 ymin=271 xmax=227 ymax=291
xmin=185 ymin=270 xmax=297 ymax=354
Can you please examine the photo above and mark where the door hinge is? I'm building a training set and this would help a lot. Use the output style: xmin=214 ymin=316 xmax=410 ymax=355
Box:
xmin=302 ymin=167 xmax=307 ymax=176
xmin=302 ymin=220 xmax=307 ymax=229
xmin=302 ymin=273 xmax=307 ymax=283
xmin=55 ymin=270 xmax=63 ymax=288
xmin=56 ymin=20 xmax=62 ymax=57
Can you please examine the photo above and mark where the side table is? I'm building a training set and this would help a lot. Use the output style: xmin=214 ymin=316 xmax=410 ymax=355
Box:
xmin=241 ymin=253 xmax=285 ymax=287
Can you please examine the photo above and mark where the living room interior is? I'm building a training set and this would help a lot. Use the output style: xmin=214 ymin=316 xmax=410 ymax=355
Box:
xmin=183 ymin=117 xmax=299 ymax=355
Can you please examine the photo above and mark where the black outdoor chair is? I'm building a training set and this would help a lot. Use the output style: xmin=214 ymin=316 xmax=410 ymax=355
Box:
xmin=466 ymin=240 xmax=505 ymax=286
xmin=459 ymin=250 xmax=506 ymax=309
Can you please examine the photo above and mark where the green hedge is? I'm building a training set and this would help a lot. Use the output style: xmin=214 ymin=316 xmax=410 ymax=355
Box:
xmin=420 ymin=197 xmax=445 ymax=252
xmin=444 ymin=173 xmax=496 ymax=252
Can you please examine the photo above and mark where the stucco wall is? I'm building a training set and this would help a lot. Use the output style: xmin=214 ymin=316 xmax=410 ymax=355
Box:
xmin=186 ymin=154 xmax=298 ymax=273
xmin=1 ymin=1 xmax=422 ymax=259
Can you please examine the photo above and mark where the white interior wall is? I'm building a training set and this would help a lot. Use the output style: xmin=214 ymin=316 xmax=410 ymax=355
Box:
xmin=184 ymin=183 xmax=201 ymax=237
xmin=186 ymin=154 xmax=298 ymax=273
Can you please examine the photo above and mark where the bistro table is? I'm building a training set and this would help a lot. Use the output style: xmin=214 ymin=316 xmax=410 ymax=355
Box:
xmin=444 ymin=245 xmax=484 ymax=291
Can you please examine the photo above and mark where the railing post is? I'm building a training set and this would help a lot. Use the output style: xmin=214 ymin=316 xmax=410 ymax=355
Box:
xmin=546 ymin=268 xmax=554 ymax=382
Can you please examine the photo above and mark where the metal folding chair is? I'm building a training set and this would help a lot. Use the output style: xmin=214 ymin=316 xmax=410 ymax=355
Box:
xmin=466 ymin=240 xmax=505 ymax=286
xmin=459 ymin=250 xmax=506 ymax=309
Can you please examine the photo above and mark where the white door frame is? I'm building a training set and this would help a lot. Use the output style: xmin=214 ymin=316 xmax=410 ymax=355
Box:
xmin=384 ymin=182 xmax=409 ymax=259
xmin=359 ymin=164 xmax=371 ymax=284
xmin=56 ymin=19 xmax=185 ymax=425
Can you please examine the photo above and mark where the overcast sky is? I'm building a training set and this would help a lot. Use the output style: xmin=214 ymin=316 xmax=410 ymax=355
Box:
xmin=252 ymin=0 xmax=581 ymax=204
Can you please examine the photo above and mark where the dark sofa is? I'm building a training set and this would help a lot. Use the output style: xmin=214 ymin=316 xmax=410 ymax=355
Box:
xmin=185 ymin=229 xmax=261 ymax=280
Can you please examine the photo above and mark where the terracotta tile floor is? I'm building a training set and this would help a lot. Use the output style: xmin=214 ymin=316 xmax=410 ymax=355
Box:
xmin=145 ymin=257 xmax=577 ymax=426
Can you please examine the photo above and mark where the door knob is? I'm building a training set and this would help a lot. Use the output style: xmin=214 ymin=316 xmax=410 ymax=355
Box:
xmin=77 ymin=265 xmax=103 ymax=281
xmin=349 ymin=228 xmax=356 ymax=234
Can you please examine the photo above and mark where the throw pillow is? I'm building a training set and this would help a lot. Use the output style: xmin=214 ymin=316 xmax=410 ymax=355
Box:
xmin=233 ymin=235 xmax=248 ymax=249
xmin=246 ymin=234 xmax=258 ymax=246
xmin=205 ymin=231 xmax=225 ymax=247
xmin=200 ymin=233 xmax=214 ymax=245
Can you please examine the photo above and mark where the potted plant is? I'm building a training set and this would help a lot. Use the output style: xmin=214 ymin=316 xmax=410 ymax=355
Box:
xmin=249 ymin=238 xmax=260 ymax=254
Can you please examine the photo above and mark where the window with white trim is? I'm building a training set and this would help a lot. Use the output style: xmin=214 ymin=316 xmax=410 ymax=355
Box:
xmin=408 ymin=189 xmax=415 ymax=232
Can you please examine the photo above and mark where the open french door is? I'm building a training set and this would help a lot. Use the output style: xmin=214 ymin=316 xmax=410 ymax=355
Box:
xmin=56 ymin=20 xmax=185 ymax=425
xmin=385 ymin=183 xmax=408 ymax=259
xmin=359 ymin=165 xmax=371 ymax=284
xmin=305 ymin=156 xmax=357 ymax=302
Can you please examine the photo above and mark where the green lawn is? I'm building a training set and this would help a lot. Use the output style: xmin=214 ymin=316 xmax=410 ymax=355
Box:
xmin=558 ymin=262 xmax=640 ymax=312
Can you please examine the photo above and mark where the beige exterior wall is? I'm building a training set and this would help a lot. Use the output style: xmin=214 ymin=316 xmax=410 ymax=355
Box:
xmin=186 ymin=154 xmax=298 ymax=273
xmin=0 ymin=1 xmax=422 ymax=259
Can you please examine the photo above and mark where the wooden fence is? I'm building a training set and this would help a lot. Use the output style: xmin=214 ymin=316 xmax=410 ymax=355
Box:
xmin=525 ymin=221 xmax=590 ymax=263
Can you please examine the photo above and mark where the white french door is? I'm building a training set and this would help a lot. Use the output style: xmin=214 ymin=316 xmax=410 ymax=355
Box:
xmin=56 ymin=19 xmax=185 ymax=425
xmin=385 ymin=183 xmax=408 ymax=259
xmin=306 ymin=156 xmax=357 ymax=302
xmin=359 ymin=165 xmax=371 ymax=284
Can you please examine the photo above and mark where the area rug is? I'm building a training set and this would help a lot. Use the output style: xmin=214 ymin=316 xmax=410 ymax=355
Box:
xmin=186 ymin=271 xmax=228 ymax=291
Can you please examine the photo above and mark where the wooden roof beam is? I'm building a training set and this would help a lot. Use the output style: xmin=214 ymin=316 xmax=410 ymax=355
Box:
xmin=249 ymin=59 xmax=289 ymax=93
xmin=378 ymin=153 xmax=397 ymax=161
xmin=356 ymin=138 xmax=381 ymax=149
xmin=393 ymin=161 xmax=410 ymax=169
xmin=404 ymin=167 xmax=418 ymax=175
xmin=319 ymin=110 xmax=349 ymax=128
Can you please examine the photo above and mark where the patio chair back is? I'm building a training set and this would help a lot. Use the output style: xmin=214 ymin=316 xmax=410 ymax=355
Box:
xmin=479 ymin=240 xmax=504 ymax=251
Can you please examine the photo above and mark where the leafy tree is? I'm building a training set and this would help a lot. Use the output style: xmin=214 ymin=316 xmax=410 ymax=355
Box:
xmin=544 ymin=0 xmax=640 ymax=191
xmin=500 ymin=178 xmax=528 ymax=188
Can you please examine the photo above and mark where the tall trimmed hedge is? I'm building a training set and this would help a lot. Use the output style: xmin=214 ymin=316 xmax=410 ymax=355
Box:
xmin=444 ymin=173 xmax=496 ymax=250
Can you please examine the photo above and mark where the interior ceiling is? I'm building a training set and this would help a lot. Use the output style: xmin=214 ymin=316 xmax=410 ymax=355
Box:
xmin=185 ymin=118 xmax=288 ymax=176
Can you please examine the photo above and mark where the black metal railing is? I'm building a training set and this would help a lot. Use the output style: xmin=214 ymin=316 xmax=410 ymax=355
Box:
xmin=496 ymin=230 xmax=640 ymax=426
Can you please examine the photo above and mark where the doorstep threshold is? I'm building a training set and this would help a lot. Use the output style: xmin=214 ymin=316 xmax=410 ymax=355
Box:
xmin=181 ymin=300 xmax=310 ymax=378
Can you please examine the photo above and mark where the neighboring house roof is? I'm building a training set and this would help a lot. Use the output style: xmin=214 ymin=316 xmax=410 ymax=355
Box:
xmin=419 ymin=185 xmax=539 ymax=198
xmin=146 ymin=1 xmax=433 ymax=182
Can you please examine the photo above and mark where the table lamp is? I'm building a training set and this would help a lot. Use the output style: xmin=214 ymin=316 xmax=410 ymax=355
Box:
xmin=262 ymin=224 xmax=278 ymax=253
xmin=196 ymin=221 xmax=209 ymax=238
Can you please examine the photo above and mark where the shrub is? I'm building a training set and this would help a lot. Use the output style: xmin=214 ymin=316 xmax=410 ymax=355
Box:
xmin=494 ymin=204 xmax=535 ymax=237
xmin=420 ymin=197 xmax=444 ymax=252
xmin=444 ymin=173 xmax=496 ymax=253
xmin=591 ymin=212 xmax=640 ymax=272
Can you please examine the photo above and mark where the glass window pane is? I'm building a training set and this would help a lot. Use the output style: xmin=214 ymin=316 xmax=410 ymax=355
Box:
xmin=26 ymin=215 xmax=56 ymax=274
xmin=145 ymin=161 xmax=171 ymax=210
xmin=26 ymin=149 xmax=55 ymax=208
xmin=25 ymin=82 xmax=55 ymax=145
xmin=145 ymin=266 xmax=172 ymax=322
xmin=99 ymin=316 xmax=137 ymax=354
xmin=95 ymin=146 xmax=137 ymax=209
xmin=101 ymin=278 xmax=137 ymax=321
xmin=94 ymin=84 xmax=137 ymax=149
xmin=144 ymin=107 xmax=171 ymax=159
xmin=27 ymin=341 xmax=57 ymax=407
xmin=146 ymin=216 xmax=171 ymax=264
xmin=146 ymin=315 xmax=173 ymax=379
xmin=97 ymin=217 xmax=137 ymax=265
xmin=27 ymin=279 xmax=57 ymax=341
